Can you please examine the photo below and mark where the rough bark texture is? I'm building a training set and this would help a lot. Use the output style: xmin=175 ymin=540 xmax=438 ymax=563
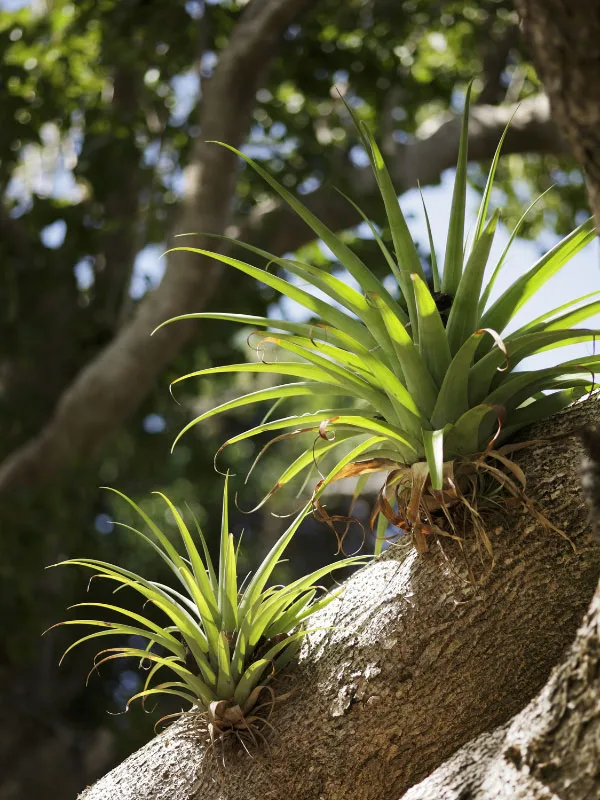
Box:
xmin=78 ymin=399 xmax=600 ymax=800
xmin=391 ymin=8 xmax=600 ymax=796
xmin=516 ymin=0 xmax=600 ymax=222
xmin=400 ymin=579 xmax=600 ymax=800
xmin=0 ymin=92 xmax=564 ymax=496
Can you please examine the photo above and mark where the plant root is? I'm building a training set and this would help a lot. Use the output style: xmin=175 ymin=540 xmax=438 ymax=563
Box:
xmin=311 ymin=440 xmax=574 ymax=577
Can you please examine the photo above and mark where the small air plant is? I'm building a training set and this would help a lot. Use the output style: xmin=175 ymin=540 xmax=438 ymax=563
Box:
xmin=154 ymin=85 xmax=599 ymax=558
xmin=45 ymin=479 xmax=366 ymax=745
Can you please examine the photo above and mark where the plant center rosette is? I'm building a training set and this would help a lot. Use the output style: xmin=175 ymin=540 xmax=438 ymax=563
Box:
xmin=46 ymin=479 xmax=367 ymax=743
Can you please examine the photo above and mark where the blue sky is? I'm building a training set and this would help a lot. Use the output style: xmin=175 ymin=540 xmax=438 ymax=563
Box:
xmin=273 ymin=174 xmax=599 ymax=371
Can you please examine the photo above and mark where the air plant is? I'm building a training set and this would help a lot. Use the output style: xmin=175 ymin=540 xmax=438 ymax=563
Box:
xmin=46 ymin=479 xmax=365 ymax=742
xmin=155 ymin=85 xmax=599 ymax=556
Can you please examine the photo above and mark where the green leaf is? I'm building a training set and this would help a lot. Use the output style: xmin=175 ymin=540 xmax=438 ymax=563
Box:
xmin=172 ymin=382 xmax=357 ymax=452
xmin=370 ymin=293 xmax=438 ymax=418
xmin=482 ymin=357 xmax=600 ymax=411
xmin=172 ymin=361 xmax=377 ymax=403
xmin=411 ymin=273 xmax=451 ymax=387
xmin=446 ymin=209 xmax=500 ymax=355
xmin=54 ymin=622 xmax=184 ymax=665
xmin=313 ymin=435 xmax=389 ymax=499
xmin=186 ymin=506 xmax=218 ymax=597
xmin=269 ymin=333 xmax=426 ymax=430
xmin=52 ymin=559 xmax=208 ymax=654
xmin=238 ymin=505 xmax=311 ymax=620
xmin=442 ymin=82 xmax=473 ymax=295
xmin=101 ymin=489 xmax=188 ymax=582
xmin=216 ymin=632 xmax=235 ymax=698
xmin=153 ymin=311 xmax=356 ymax=351
xmin=218 ymin=476 xmax=238 ymax=632
xmin=154 ymin=493 xmax=219 ymax=621
xmin=422 ymin=429 xmax=444 ymax=490
xmin=247 ymin=335 xmax=398 ymax=414
xmin=331 ymin=187 xmax=411 ymax=317
xmin=217 ymin=410 xmax=379 ymax=453
xmin=280 ymin=258 xmax=399 ymax=361
xmin=472 ymin=109 xmax=515 ymax=243
xmin=126 ymin=685 xmax=200 ymax=710
xmin=431 ymin=330 xmax=486 ymax=428
xmin=481 ymin=217 xmax=596 ymax=337
xmin=194 ymin=233 xmax=406 ymax=361
xmin=469 ymin=328 xmax=600 ymax=404
xmin=444 ymin=404 xmax=501 ymax=456
xmin=263 ymin=590 xmax=317 ymax=638
xmin=359 ymin=123 xmax=425 ymax=333
xmin=172 ymin=562 xmax=222 ymax=657
xmin=514 ymin=293 xmax=600 ymax=335
xmin=233 ymin=631 xmax=309 ymax=706
xmin=93 ymin=647 xmax=216 ymax=707
xmin=166 ymin=246 xmax=374 ymax=348
xmin=501 ymin=386 xmax=589 ymax=440
xmin=246 ymin=429 xmax=363 ymax=507
xmin=478 ymin=187 xmax=554 ymax=313
xmin=206 ymin=143 xmax=403 ymax=319
xmin=418 ymin=184 xmax=441 ymax=292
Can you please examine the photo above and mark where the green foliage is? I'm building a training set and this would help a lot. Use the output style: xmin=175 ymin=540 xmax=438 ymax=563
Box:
xmin=46 ymin=479 xmax=365 ymax=730
xmin=159 ymin=95 xmax=598 ymax=535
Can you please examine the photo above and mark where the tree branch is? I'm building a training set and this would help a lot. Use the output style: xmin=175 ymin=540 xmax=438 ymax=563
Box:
xmin=0 ymin=92 xmax=565 ymax=494
xmin=92 ymin=63 xmax=142 ymax=332
xmin=476 ymin=19 xmax=519 ymax=106
xmin=243 ymin=94 xmax=565 ymax=256
xmin=400 ymin=578 xmax=600 ymax=800
xmin=0 ymin=0 xmax=314 ymax=495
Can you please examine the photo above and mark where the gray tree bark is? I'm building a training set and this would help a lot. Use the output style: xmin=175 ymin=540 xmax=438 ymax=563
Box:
xmin=78 ymin=400 xmax=600 ymax=800
xmin=515 ymin=0 xmax=600 ymax=221
xmin=400 ymin=580 xmax=600 ymax=800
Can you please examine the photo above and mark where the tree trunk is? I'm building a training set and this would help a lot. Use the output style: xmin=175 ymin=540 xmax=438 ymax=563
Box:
xmin=515 ymin=0 xmax=600 ymax=222
xmin=78 ymin=400 xmax=600 ymax=800
xmin=399 ymin=579 xmax=600 ymax=799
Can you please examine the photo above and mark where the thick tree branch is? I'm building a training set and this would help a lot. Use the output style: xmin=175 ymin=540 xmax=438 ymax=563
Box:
xmin=400 ymin=578 xmax=600 ymax=800
xmin=92 ymin=64 xmax=142 ymax=332
xmin=0 ymin=92 xmax=565 ymax=494
xmin=477 ymin=20 xmax=519 ymax=106
xmin=76 ymin=400 xmax=600 ymax=800
xmin=0 ymin=0 xmax=314 ymax=495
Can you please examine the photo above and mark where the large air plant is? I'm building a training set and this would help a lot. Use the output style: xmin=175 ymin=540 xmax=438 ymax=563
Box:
xmin=156 ymin=86 xmax=599 ymax=554
xmin=46 ymin=480 xmax=365 ymax=740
